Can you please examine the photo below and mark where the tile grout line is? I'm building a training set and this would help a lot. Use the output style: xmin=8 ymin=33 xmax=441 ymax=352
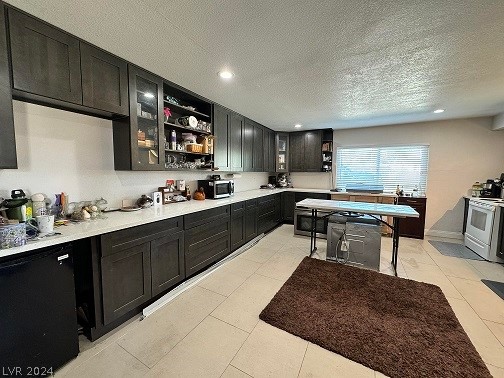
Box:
xmin=147 ymin=290 xmax=227 ymax=371
xmin=484 ymin=321 xmax=504 ymax=348
xmin=296 ymin=341 xmax=309 ymax=378
xmin=432 ymin=255 xmax=504 ymax=352
xmin=228 ymin=320 xmax=263 ymax=377
xmin=208 ymin=314 xmax=254 ymax=335
xmin=116 ymin=342 xmax=151 ymax=371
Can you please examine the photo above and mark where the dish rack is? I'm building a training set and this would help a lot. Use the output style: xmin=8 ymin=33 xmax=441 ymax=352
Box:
xmin=185 ymin=143 xmax=203 ymax=153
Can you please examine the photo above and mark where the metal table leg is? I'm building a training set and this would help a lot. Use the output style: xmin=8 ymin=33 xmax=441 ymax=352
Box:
xmin=391 ymin=217 xmax=400 ymax=276
xmin=309 ymin=208 xmax=317 ymax=257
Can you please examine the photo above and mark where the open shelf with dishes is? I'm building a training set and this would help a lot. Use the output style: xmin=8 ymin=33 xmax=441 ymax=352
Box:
xmin=163 ymin=81 xmax=214 ymax=170
xmin=163 ymin=101 xmax=210 ymax=119
xmin=321 ymin=130 xmax=333 ymax=172
xmin=163 ymin=121 xmax=211 ymax=135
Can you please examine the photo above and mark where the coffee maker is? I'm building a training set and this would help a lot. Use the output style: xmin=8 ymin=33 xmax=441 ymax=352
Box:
xmin=480 ymin=177 xmax=503 ymax=198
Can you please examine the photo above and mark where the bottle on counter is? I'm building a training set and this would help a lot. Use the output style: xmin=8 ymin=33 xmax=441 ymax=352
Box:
xmin=412 ymin=185 xmax=418 ymax=197
xmin=395 ymin=185 xmax=401 ymax=196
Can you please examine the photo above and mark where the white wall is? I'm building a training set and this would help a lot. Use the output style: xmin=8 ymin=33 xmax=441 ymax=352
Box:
xmin=0 ymin=101 xmax=268 ymax=207
xmin=292 ymin=117 xmax=504 ymax=237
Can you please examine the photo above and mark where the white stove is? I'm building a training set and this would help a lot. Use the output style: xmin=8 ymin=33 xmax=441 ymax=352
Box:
xmin=464 ymin=197 xmax=504 ymax=262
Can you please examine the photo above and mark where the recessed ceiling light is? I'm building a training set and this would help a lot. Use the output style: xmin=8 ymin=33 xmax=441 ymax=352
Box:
xmin=295 ymin=124 xmax=302 ymax=128
xmin=433 ymin=109 xmax=445 ymax=113
xmin=218 ymin=70 xmax=234 ymax=80
xmin=143 ymin=92 xmax=155 ymax=99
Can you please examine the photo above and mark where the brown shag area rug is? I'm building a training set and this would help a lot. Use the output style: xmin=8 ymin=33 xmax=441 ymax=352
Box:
xmin=259 ymin=257 xmax=491 ymax=378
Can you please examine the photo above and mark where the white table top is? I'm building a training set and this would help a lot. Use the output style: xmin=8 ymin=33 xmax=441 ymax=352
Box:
xmin=296 ymin=199 xmax=419 ymax=218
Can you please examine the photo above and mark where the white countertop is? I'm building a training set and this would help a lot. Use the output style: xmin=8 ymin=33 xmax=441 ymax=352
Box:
xmin=296 ymin=199 xmax=419 ymax=218
xmin=0 ymin=189 xmax=280 ymax=259
xmin=0 ymin=187 xmax=402 ymax=259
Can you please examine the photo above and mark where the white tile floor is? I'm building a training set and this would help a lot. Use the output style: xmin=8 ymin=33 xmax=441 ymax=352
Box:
xmin=57 ymin=225 xmax=504 ymax=377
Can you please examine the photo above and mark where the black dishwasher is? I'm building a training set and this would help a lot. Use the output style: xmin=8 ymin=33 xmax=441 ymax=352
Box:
xmin=0 ymin=244 xmax=79 ymax=375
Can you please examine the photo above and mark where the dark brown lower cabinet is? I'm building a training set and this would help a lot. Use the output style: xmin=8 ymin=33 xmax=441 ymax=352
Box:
xmin=397 ymin=197 xmax=427 ymax=239
xmin=79 ymin=201 xmax=286 ymax=340
xmin=258 ymin=194 xmax=281 ymax=234
xmin=281 ymin=192 xmax=296 ymax=224
xmin=184 ymin=215 xmax=231 ymax=277
xmin=245 ymin=199 xmax=258 ymax=242
xmin=101 ymin=242 xmax=151 ymax=325
xmin=231 ymin=202 xmax=246 ymax=250
xmin=100 ymin=217 xmax=183 ymax=325
xmin=151 ymin=231 xmax=185 ymax=297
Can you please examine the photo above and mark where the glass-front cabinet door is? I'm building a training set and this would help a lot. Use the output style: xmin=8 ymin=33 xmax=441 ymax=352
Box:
xmin=275 ymin=133 xmax=289 ymax=172
xmin=129 ymin=66 xmax=164 ymax=170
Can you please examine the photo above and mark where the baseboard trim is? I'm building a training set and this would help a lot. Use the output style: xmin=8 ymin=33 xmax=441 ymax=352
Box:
xmin=425 ymin=229 xmax=464 ymax=240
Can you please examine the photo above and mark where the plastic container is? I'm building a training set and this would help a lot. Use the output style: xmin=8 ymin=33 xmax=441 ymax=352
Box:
xmin=31 ymin=193 xmax=46 ymax=217
xmin=471 ymin=182 xmax=482 ymax=197
xmin=0 ymin=223 xmax=26 ymax=249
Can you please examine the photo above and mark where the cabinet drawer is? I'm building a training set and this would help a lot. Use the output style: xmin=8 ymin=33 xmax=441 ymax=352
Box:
xmin=294 ymin=192 xmax=330 ymax=202
xmin=101 ymin=217 xmax=183 ymax=256
xmin=184 ymin=205 xmax=230 ymax=229
xmin=231 ymin=201 xmax=245 ymax=216
xmin=258 ymin=194 xmax=276 ymax=205
xmin=246 ymin=199 xmax=257 ymax=209
xmin=353 ymin=196 xmax=378 ymax=203
xmin=397 ymin=197 xmax=427 ymax=206
xmin=185 ymin=218 xmax=230 ymax=276
xmin=331 ymin=194 xmax=351 ymax=201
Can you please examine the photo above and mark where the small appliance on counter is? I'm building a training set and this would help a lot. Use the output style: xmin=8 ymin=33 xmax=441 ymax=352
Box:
xmin=198 ymin=178 xmax=234 ymax=199
xmin=276 ymin=173 xmax=292 ymax=188
xmin=266 ymin=173 xmax=292 ymax=188
xmin=1 ymin=189 xmax=29 ymax=222
xmin=478 ymin=177 xmax=502 ymax=198
xmin=480 ymin=179 xmax=494 ymax=198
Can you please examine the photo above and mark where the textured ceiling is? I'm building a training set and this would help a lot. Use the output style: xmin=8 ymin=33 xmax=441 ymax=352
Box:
xmin=5 ymin=0 xmax=504 ymax=131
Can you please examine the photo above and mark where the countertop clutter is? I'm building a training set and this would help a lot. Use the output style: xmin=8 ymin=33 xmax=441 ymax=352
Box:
xmin=0 ymin=187 xmax=414 ymax=259
xmin=0 ymin=188 xmax=320 ymax=258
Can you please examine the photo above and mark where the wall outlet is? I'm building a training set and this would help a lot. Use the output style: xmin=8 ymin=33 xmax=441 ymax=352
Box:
xmin=152 ymin=192 xmax=162 ymax=207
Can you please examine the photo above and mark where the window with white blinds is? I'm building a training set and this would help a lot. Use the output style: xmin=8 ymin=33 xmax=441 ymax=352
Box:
xmin=335 ymin=145 xmax=429 ymax=194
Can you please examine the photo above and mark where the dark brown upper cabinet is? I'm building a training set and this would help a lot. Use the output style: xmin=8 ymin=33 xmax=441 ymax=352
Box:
xmin=263 ymin=127 xmax=275 ymax=172
xmin=230 ymin=112 xmax=244 ymax=171
xmin=8 ymin=8 xmax=82 ymax=104
xmin=213 ymin=104 xmax=230 ymax=171
xmin=0 ymin=2 xmax=16 ymax=169
xmin=243 ymin=118 xmax=274 ymax=172
xmin=243 ymin=118 xmax=254 ymax=171
xmin=213 ymin=104 xmax=244 ymax=172
xmin=289 ymin=130 xmax=323 ymax=172
xmin=252 ymin=122 xmax=264 ymax=171
xmin=80 ymin=42 xmax=128 ymax=115
xmin=112 ymin=65 xmax=164 ymax=170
